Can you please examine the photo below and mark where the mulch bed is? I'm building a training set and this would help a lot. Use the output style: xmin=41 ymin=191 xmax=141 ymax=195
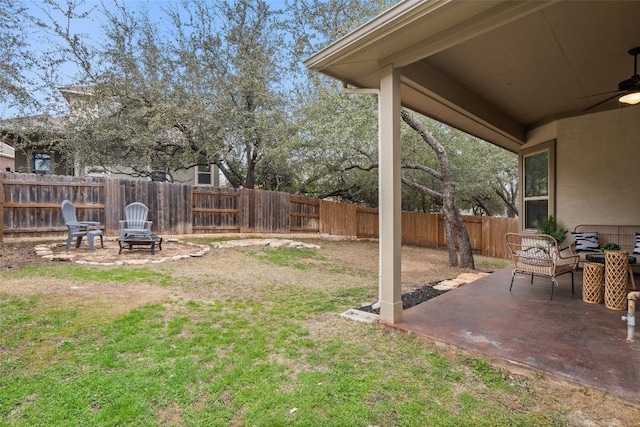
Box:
xmin=357 ymin=282 xmax=449 ymax=315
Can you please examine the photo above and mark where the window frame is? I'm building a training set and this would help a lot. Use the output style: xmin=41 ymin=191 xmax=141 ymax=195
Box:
xmin=519 ymin=140 xmax=555 ymax=231
xmin=33 ymin=152 xmax=52 ymax=174
xmin=195 ymin=163 xmax=213 ymax=186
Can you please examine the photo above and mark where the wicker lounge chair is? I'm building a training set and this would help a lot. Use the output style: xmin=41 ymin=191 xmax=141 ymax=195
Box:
xmin=505 ymin=232 xmax=580 ymax=300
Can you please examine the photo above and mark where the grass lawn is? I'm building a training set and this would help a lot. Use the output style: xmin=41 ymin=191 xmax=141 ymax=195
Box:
xmin=0 ymin=238 xmax=634 ymax=426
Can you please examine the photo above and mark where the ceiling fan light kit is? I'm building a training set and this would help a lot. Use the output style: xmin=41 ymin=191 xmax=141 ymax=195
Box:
xmin=618 ymin=91 xmax=640 ymax=105
xmin=617 ymin=47 xmax=640 ymax=105
xmin=584 ymin=47 xmax=640 ymax=111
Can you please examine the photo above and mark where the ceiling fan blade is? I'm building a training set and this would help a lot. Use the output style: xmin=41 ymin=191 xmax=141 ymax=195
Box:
xmin=576 ymin=89 xmax=621 ymax=100
xmin=582 ymin=92 xmax=624 ymax=111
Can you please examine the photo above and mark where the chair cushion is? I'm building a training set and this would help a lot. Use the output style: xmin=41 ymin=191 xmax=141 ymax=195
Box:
xmin=634 ymin=233 xmax=640 ymax=254
xmin=571 ymin=232 xmax=599 ymax=252
xmin=516 ymin=248 xmax=552 ymax=266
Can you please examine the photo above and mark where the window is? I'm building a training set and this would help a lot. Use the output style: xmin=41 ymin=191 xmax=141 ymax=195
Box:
xmin=521 ymin=142 xmax=554 ymax=229
xmin=151 ymin=170 xmax=167 ymax=182
xmin=33 ymin=153 xmax=51 ymax=173
xmin=196 ymin=163 xmax=212 ymax=185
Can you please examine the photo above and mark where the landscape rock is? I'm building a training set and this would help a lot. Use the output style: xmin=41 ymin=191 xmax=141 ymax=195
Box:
xmin=34 ymin=238 xmax=208 ymax=265
xmin=434 ymin=278 xmax=467 ymax=291
xmin=434 ymin=272 xmax=489 ymax=291
xmin=124 ymin=259 xmax=150 ymax=265
xmin=340 ymin=308 xmax=380 ymax=324
xmin=212 ymin=238 xmax=320 ymax=250
xmin=50 ymin=254 xmax=74 ymax=262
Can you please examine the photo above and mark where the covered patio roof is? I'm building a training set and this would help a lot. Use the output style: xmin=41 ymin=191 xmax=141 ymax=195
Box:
xmin=305 ymin=0 xmax=640 ymax=152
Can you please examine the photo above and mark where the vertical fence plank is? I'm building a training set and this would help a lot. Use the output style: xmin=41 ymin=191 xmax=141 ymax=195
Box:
xmin=289 ymin=195 xmax=320 ymax=233
xmin=104 ymin=177 xmax=117 ymax=236
xmin=355 ymin=206 xmax=378 ymax=238
xmin=320 ymin=200 xmax=357 ymax=237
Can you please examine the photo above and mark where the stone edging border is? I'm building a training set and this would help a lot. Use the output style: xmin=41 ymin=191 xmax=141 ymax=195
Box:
xmin=34 ymin=238 xmax=210 ymax=266
xmin=211 ymin=238 xmax=320 ymax=249
xmin=33 ymin=238 xmax=321 ymax=266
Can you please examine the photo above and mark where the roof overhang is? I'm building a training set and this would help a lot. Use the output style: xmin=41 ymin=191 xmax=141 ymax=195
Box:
xmin=305 ymin=0 xmax=640 ymax=152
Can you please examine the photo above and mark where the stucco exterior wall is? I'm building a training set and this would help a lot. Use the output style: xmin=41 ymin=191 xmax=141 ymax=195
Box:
xmin=555 ymin=105 xmax=640 ymax=230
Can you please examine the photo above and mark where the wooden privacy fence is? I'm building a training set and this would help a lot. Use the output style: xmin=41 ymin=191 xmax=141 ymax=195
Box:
xmin=0 ymin=172 xmax=517 ymax=258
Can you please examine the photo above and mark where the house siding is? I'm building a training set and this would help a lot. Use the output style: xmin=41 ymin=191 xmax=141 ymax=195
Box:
xmin=555 ymin=105 xmax=640 ymax=229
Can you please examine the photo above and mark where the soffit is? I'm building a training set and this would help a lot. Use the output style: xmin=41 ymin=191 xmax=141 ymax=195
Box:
xmin=305 ymin=0 xmax=640 ymax=152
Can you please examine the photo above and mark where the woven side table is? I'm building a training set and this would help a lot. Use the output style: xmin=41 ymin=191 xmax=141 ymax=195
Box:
xmin=605 ymin=251 xmax=629 ymax=310
xmin=582 ymin=262 xmax=604 ymax=304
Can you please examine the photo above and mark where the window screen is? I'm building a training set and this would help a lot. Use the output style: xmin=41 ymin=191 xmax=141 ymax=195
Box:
xmin=197 ymin=163 xmax=212 ymax=185
xmin=523 ymin=149 xmax=549 ymax=229
xmin=524 ymin=199 xmax=548 ymax=229
xmin=524 ymin=151 xmax=548 ymax=197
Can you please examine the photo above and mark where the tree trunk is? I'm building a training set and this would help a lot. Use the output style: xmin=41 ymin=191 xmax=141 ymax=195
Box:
xmin=474 ymin=196 xmax=493 ymax=217
xmin=400 ymin=109 xmax=475 ymax=268
xmin=452 ymin=210 xmax=475 ymax=268
xmin=496 ymin=186 xmax=518 ymax=217
xmin=442 ymin=209 xmax=458 ymax=266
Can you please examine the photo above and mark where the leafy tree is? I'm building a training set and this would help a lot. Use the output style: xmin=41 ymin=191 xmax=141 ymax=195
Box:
xmin=32 ymin=0 xmax=290 ymax=186
xmin=400 ymin=116 xmax=517 ymax=217
xmin=0 ymin=0 xmax=35 ymax=116
xmin=6 ymin=0 xmax=518 ymax=256
xmin=284 ymin=0 xmax=395 ymax=203
xmin=286 ymin=85 xmax=379 ymax=203
xmin=287 ymin=0 xmax=514 ymax=270
xmin=452 ymin=136 xmax=518 ymax=217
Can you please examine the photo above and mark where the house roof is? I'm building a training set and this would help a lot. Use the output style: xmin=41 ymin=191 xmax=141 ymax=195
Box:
xmin=304 ymin=0 xmax=640 ymax=152
xmin=0 ymin=113 xmax=65 ymax=132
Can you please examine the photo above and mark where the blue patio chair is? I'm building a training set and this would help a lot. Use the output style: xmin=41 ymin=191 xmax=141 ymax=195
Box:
xmin=119 ymin=202 xmax=153 ymax=243
xmin=61 ymin=200 xmax=103 ymax=252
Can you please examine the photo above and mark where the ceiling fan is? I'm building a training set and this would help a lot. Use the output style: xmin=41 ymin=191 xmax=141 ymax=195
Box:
xmin=583 ymin=46 xmax=640 ymax=111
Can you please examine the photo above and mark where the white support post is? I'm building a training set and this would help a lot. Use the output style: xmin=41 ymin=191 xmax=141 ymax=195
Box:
xmin=378 ymin=65 xmax=403 ymax=323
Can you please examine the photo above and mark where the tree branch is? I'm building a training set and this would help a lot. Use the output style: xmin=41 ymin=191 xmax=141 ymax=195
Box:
xmin=402 ymin=163 xmax=442 ymax=181
xmin=401 ymin=174 xmax=444 ymax=205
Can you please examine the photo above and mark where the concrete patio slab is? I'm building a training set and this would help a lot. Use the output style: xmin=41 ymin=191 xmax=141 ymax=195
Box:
xmin=383 ymin=268 xmax=640 ymax=406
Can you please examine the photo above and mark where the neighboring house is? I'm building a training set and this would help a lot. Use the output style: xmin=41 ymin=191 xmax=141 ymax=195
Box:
xmin=0 ymin=113 xmax=71 ymax=175
xmin=0 ymin=141 xmax=15 ymax=172
xmin=0 ymin=86 xmax=220 ymax=185
xmin=305 ymin=0 xmax=640 ymax=323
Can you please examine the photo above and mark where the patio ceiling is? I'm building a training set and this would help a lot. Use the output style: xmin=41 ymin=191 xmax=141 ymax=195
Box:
xmin=304 ymin=0 xmax=640 ymax=152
